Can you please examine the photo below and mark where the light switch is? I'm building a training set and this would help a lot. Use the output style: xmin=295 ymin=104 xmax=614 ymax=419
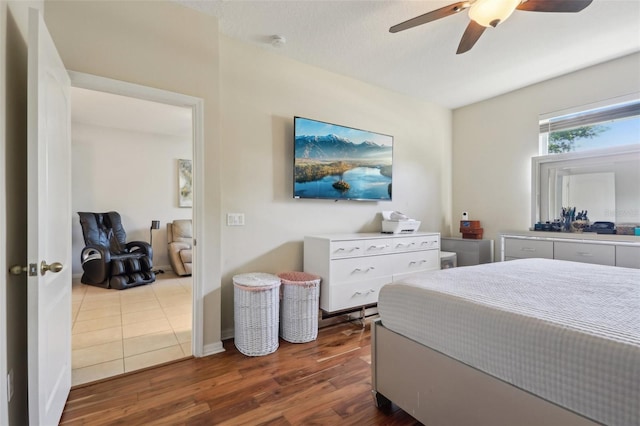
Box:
xmin=227 ymin=213 xmax=245 ymax=226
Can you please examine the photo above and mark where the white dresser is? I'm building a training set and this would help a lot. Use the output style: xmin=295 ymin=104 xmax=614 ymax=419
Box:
xmin=304 ymin=232 xmax=440 ymax=313
xmin=500 ymin=232 xmax=640 ymax=269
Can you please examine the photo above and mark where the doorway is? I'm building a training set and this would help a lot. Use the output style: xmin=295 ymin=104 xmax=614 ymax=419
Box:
xmin=67 ymin=73 xmax=204 ymax=386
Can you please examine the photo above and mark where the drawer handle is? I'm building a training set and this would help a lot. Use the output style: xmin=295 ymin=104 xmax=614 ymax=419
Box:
xmin=409 ymin=260 xmax=427 ymax=265
xmin=354 ymin=289 xmax=376 ymax=296
xmin=367 ymin=244 xmax=389 ymax=250
xmin=421 ymin=241 xmax=435 ymax=246
xmin=396 ymin=242 xmax=415 ymax=248
xmin=336 ymin=247 xmax=360 ymax=253
xmin=521 ymin=247 xmax=536 ymax=252
xmin=353 ymin=267 xmax=375 ymax=273
xmin=577 ymin=252 xmax=593 ymax=257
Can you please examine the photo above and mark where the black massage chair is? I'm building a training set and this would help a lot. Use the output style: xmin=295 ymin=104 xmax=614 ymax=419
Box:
xmin=78 ymin=211 xmax=155 ymax=289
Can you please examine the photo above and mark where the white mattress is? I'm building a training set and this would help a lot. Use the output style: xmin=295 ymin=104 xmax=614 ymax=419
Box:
xmin=378 ymin=258 xmax=640 ymax=426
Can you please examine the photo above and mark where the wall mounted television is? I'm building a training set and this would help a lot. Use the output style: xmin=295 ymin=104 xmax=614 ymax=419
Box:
xmin=293 ymin=116 xmax=393 ymax=201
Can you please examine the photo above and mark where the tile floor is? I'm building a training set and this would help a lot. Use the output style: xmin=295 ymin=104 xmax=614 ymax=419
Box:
xmin=71 ymin=272 xmax=192 ymax=386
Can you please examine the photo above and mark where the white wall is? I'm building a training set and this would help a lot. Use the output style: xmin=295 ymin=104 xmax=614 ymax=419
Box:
xmin=452 ymin=53 xmax=640 ymax=254
xmin=71 ymin=122 xmax=192 ymax=275
xmin=218 ymin=36 xmax=452 ymax=337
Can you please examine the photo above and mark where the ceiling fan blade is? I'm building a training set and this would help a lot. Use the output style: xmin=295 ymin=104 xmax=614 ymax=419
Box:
xmin=390 ymin=1 xmax=471 ymax=33
xmin=516 ymin=0 xmax=593 ymax=13
xmin=457 ymin=20 xmax=486 ymax=54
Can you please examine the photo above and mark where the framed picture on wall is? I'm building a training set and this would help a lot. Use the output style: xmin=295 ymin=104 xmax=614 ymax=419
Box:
xmin=178 ymin=159 xmax=192 ymax=208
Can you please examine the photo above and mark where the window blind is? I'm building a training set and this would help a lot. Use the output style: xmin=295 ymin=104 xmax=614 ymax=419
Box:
xmin=540 ymin=100 xmax=640 ymax=133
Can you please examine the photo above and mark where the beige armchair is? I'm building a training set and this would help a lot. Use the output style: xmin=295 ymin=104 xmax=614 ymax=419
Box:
xmin=167 ymin=219 xmax=192 ymax=276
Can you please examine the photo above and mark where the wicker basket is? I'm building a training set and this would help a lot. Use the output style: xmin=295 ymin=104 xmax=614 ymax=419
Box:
xmin=278 ymin=272 xmax=321 ymax=343
xmin=233 ymin=273 xmax=281 ymax=356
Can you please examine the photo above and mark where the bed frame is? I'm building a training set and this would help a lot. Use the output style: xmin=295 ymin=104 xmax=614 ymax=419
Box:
xmin=371 ymin=320 xmax=599 ymax=426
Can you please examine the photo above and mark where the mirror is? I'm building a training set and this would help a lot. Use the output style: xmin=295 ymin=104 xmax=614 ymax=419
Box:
xmin=532 ymin=144 xmax=640 ymax=226
xmin=561 ymin=172 xmax=615 ymax=222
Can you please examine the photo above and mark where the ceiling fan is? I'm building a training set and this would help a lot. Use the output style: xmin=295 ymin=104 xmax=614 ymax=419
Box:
xmin=390 ymin=0 xmax=593 ymax=54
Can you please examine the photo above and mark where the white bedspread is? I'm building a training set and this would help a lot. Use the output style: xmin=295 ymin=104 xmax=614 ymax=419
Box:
xmin=378 ymin=258 xmax=640 ymax=426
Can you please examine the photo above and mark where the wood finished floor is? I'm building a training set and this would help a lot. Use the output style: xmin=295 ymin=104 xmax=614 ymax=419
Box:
xmin=61 ymin=321 xmax=422 ymax=425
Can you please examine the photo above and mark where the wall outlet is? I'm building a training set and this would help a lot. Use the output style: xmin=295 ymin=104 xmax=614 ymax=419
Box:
xmin=7 ymin=369 xmax=13 ymax=402
xmin=226 ymin=213 xmax=245 ymax=226
xmin=462 ymin=211 xmax=469 ymax=220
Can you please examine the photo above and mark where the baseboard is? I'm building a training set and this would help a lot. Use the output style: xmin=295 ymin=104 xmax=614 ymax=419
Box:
xmin=153 ymin=265 xmax=173 ymax=274
xmin=221 ymin=327 xmax=234 ymax=341
xmin=202 ymin=341 xmax=225 ymax=356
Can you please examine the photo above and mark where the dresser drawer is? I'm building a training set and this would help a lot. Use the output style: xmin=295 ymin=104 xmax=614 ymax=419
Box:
xmin=391 ymin=235 xmax=439 ymax=252
xmin=554 ymin=242 xmax=615 ymax=266
xmin=615 ymin=245 xmax=640 ymax=269
xmin=391 ymin=238 xmax=419 ymax=252
xmin=409 ymin=235 xmax=440 ymax=252
xmin=330 ymin=256 xmax=393 ymax=284
xmin=391 ymin=250 xmax=440 ymax=277
xmin=504 ymin=238 xmax=553 ymax=259
xmin=322 ymin=279 xmax=388 ymax=312
xmin=362 ymin=238 xmax=394 ymax=256
xmin=330 ymin=240 xmax=364 ymax=259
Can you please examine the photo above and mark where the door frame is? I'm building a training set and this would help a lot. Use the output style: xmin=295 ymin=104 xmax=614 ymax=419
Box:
xmin=68 ymin=71 xmax=205 ymax=357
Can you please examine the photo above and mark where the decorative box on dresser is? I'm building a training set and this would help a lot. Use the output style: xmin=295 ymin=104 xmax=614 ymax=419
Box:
xmin=304 ymin=232 xmax=440 ymax=313
xmin=500 ymin=231 xmax=640 ymax=269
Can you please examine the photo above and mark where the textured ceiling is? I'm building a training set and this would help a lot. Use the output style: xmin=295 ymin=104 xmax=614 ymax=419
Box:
xmin=177 ymin=0 xmax=640 ymax=108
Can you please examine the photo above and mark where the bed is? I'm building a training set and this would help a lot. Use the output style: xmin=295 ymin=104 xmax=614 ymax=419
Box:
xmin=371 ymin=258 xmax=640 ymax=426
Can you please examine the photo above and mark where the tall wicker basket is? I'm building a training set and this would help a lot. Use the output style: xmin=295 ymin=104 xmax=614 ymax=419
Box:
xmin=233 ymin=273 xmax=281 ymax=356
xmin=278 ymin=272 xmax=321 ymax=343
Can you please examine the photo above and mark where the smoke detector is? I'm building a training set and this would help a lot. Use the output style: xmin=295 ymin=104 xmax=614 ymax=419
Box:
xmin=270 ymin=35 xmax=286 ymax=48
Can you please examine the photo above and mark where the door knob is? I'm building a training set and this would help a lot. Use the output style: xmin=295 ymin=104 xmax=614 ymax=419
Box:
xmin=9 ymin=265 xmax=28 ymax=275
xmin=9 ymin=263 xmax=37 ymax=276
xmin=40 ymin=261 xmax=63 ymax=275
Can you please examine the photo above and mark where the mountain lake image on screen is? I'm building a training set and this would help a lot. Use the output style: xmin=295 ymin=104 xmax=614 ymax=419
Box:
xmin=293 ymin=117 xmax=393 ymax=201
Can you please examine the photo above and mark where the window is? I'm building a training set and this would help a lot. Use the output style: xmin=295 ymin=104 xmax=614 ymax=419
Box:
xmin=539 ymin=96 xmax=640 ymax=155
xmin=533 ymin=95 xmax=640 ymax=227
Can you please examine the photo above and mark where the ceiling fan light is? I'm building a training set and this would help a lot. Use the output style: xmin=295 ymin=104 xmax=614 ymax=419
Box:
xmin=469 ymin=0 xmax=521 ymax=27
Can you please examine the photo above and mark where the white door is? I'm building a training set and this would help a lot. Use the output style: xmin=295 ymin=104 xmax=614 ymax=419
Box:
xmin=27 ymin=8 xmax=72 ymax=425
